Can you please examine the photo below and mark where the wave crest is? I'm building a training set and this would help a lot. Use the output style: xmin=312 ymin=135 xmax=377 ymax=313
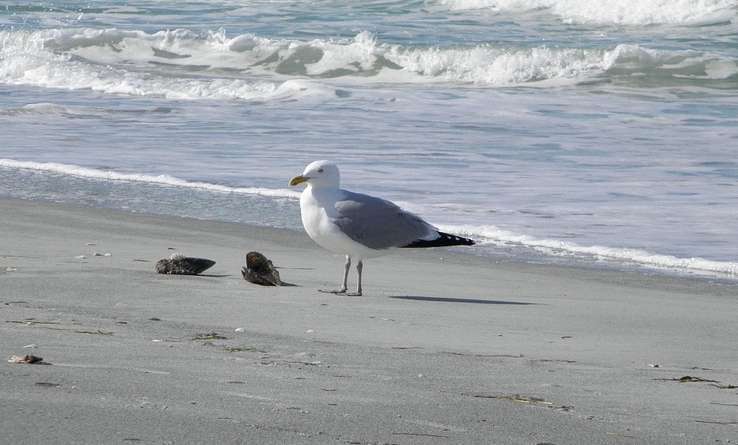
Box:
xmin=0 ymin=29 xmax=334 ymax=101
xmin=435 ymin=0 xmax=737 ymax=26
xmin=1 ymin=28 xmax=735 ymax=97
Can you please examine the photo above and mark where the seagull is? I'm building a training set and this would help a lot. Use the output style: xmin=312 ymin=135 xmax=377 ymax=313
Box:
xmin=289 ymin=160 xmax=474 ymax=296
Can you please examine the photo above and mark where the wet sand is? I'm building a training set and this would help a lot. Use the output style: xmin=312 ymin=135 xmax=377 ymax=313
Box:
xmin=1 ymin=198 xmax=736 ymax=444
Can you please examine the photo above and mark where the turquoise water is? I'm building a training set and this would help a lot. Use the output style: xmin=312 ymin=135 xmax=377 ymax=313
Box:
xmin=1 ymin=1 xmax=737 ymax=277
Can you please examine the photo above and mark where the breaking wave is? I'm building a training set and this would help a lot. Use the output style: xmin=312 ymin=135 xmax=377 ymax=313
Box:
xmin=1 ymin=28 xmax=735 ymax=99
xmin=435 ymin=0 xmax=737 ymax=26
xmin=0 ymin=29 xmax=334 ymax=101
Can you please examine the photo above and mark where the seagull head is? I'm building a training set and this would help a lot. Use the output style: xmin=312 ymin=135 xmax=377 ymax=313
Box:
xmin=289 ymin=160 xmax=340 ymax=189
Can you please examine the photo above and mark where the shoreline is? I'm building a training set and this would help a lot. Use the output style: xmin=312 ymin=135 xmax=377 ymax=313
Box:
xmin=1 ymin=197 xmax=737 ymax=444
xmin=2 ymin=160 xmax=738 ymax=281
xmin=3 ymin=171 xmax=738 ymax=284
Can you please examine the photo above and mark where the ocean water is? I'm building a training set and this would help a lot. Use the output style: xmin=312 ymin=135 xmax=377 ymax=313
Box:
xmin=1 ymin=0 xmax=737 ymax=278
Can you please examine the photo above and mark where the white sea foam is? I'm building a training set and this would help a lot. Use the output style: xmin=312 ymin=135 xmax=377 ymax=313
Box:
xmin=0 ymin=102 xmax=176 ymax=118
xmin=0 ymin=159 xmax=300 ymax=199
xmin=0 ymin=29 xmax=332 ymax=101
xmin=441 ymin=224 xmax=738 ymax=276
xmin=1 ymin=28 xmax=733 ymax=97
xmin=0 ymin=102 xmax=76 ymax=116
xmin=435 ymin=0 xmax=737 ymax=26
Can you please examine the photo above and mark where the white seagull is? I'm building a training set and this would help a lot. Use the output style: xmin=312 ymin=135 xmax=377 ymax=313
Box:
xmin=289 ymin=160 xmax=475 ymax=296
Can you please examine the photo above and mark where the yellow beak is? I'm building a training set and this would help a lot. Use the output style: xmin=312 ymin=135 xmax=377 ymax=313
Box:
xmin=289 ymin=175 xmax=309 ymax=186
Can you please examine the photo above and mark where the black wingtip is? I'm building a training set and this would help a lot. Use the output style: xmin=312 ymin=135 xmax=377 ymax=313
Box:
xmin=402 ymin=231 xmax=475 ymax=248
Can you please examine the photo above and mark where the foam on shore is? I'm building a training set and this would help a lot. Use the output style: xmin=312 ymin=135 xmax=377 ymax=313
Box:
xmin=0 ymin=159 xmax=300 ymax=199
xmin=442 ymin=224 xmax=738 ymax=277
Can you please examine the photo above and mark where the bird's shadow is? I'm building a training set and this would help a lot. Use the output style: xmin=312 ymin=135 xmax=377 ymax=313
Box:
xmin=389 ymin=295 xmax=536 ymax=305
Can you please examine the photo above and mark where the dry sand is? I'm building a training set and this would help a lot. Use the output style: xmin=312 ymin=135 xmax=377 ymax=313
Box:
xmin=1 ymin=197 xmax=736 ymax=444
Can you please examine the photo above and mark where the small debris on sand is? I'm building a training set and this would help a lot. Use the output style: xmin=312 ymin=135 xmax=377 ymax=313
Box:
xmin=8 ymin=354 xmax=48 ymax=365
xmin=694 ymin=420 xmax=738 ymax=425
xmin=466 ymin=393 xmax=573 ymax=411
xmin=392 ymin=432 xmax=449 ymax=439
xmin=223 ymin=346 xmax=262 ymax=353
xmin=192 ymin=332 xmax=227 ymax=341
xmin=7 ymin=319 xmax=62 ymax=326
xmin=74 ymin=329 xmax=113 ymax=335
xmin=155 ymin=253 xmax=215 ymax=275
xmin=710 ymin=383 xmax=738 ymax=389
xmin=655 ymin=375 xmax=719 ymax=383
xmin=241 ymin=251 xmax=282 ymax=286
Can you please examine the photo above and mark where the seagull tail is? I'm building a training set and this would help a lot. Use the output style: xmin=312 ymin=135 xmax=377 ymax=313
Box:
xmin=402 ymin=231 xmax=475 ymax=248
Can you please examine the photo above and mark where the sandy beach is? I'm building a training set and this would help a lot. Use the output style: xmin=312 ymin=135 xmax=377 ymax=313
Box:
xmin=1 ymin=197 xmax=736 ymax=444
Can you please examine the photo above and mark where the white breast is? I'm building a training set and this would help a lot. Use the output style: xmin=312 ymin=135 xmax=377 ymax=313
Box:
xmin=300 ymin=187 xmax=382 ymax=260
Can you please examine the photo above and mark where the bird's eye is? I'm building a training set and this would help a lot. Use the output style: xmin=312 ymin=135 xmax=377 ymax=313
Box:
xmin=318 ymin=168 xmax=324 ymax=173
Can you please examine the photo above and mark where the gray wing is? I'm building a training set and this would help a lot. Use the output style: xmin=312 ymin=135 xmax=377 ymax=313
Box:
xmin=332 ymin=190 xmax=437 ymax=250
